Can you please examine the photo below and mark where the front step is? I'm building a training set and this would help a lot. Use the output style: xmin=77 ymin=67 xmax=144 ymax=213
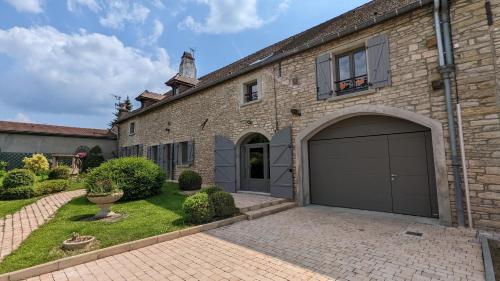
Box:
xmin=245 ymin=202 xmax=298 ymax=220
xmin=238 ymin=198 xmax=288 ymax=213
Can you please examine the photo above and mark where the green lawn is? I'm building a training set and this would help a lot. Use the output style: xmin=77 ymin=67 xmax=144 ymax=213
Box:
xmin=0 ymin=197 xmax=40 ymax=219
xmin=0 ymin=182 xmax=188 ymax=274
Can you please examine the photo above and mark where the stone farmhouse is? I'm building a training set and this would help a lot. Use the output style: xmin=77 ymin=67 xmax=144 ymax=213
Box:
xmin=117 ymin=0 xmax=500 ymax=230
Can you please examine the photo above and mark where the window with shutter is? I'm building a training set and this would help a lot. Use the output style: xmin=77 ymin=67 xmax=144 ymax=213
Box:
xmin=315 ymin=53 xmax=333 ymax=100
xmin=367 ymin=34 xmax=391 ymax=88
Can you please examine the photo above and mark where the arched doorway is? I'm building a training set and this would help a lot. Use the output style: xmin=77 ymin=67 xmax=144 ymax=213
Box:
xmin=239 ymin=133 xmax=270 ymax=193
xmin=295 ymin=105 xmax=452 ymax=226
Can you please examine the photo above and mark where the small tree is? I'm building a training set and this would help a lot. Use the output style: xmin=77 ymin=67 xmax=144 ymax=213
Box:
xmin=82 ymin=146 xmax=105 ymax=172
xmin=22 ymin=154 xmax=49 ymax=175
xmin=109 ymin=96 xmax=132 ymax=127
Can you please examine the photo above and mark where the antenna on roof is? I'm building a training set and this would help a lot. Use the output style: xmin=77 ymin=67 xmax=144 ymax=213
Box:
xmin=189 ymin=47 xmax=196 ymax=58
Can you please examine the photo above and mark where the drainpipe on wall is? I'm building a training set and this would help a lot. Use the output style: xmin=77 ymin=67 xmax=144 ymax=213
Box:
xmin=434 ymin=0 xmax=465 ymax=227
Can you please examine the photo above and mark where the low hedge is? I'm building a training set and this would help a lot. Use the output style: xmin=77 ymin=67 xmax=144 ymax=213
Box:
xmin=2 ymin=169 xmax=36 ymax=189
xmin=85 ymin=157 xmax=165 ymax=201
xmin=48 ymin=166 xmax=71 ymax=180
xmin=199 ymin=185 xmax=222 ymax=196
xmin=210 ymin=191 xmax=237 ymax=218
xmin=182 ymin=192 xmax=214 ymax=224
xmin=37 ymin=179 xmax=70 ymax=195
xmin=178 ymin=170 xmax=202 ymax=191
xmin=0 ymin=186 xmax=36 ymax=200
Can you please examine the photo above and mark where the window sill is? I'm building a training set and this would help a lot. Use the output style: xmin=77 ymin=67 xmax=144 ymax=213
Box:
xmin=176 ymin=164 xmax=191 ymax=168
xmin=328 ymin=88 xmax=376 ymax=102
xmin=240 ymin=99 xmax=262 ymax=108
xmin=129 ymin=133 xmax=135 ymax=136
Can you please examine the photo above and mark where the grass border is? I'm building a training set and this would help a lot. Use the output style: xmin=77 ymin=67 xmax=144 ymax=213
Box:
xmin=0 ymin=214 xmax=248 ymax=281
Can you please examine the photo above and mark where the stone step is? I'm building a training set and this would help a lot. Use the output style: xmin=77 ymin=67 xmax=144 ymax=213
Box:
xmin=238 ymin=198 xmax=288 ymax=213
xmin=245 ymin=202 xmax=298 ymax=220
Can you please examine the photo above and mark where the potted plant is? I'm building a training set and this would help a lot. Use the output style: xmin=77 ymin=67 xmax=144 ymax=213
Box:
xmin=86 ymin=179 xmax=123 ymax=219
xmin=62 ymin=232 xmax=95 ymax=251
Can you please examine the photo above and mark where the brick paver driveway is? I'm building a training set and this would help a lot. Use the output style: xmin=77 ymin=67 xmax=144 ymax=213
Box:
xmin=31 ymin=206 xmax=484 ymax=281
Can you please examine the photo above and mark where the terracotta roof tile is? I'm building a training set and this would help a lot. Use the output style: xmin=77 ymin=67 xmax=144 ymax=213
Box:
xmin=165 ymin=74 xmax=199 ymax=87
xmin=135 ymin=90 xmax=165 ymax=101
xmin=0 ymin=121 xmax=116 ymax=139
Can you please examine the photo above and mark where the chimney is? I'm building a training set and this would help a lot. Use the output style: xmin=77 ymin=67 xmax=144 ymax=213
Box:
xmin=179 ymin=51 xmax=196 ymax=79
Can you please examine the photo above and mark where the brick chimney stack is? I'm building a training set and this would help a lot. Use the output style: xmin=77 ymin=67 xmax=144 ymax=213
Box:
xmin=179 ymin=51 xmax=196 ymax=79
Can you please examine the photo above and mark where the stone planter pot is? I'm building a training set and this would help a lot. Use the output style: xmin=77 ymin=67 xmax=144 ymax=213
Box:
xmin=62 ymin=236 xmax=95 ymax=251
xmin=87 ymin=191 xmax=123 ymax=219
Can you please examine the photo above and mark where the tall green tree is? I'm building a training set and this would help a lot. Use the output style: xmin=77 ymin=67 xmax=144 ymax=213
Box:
xmin=109 ymin=96 xmax=132 ymax=127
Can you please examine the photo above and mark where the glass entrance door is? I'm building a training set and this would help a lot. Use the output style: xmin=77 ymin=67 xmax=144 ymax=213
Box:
xmin=241 ymin=143 xmax=270 ymax=193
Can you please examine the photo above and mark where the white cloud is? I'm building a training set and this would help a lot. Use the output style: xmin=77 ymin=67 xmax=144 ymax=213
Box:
xmin=143 ymin=19 xmax=164 ymax=44
xmin=0 ymin=26 xmax=176 ymax=117
xmin=67 ymin=0 xmax=101 ymax=13
xmin=99 ymin=1 xmax=150 ymax=29
xmin=4 ymin=0 xmax=43 ymax=13
xmin=9 ymin=113 xmax=32 ymax=123
xmin=178 ymin=0 xmax=290 ymax=34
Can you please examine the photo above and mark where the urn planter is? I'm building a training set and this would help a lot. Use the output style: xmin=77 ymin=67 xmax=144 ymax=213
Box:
xmin=87 ymin=191 xmax=123 ymax=219
xmin=62 ymin=235 xmax=95 ymax=251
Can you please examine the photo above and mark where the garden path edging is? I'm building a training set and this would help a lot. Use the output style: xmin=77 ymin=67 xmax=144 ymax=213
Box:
xmin=0 ymin=214 xmax=248 ymax=281
xmin=0 ymin=190 xmax=86 ymax=262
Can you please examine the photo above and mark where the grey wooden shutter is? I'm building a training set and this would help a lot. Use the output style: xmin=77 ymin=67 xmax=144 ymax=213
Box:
xmin=169 ymin=143 xmax=174 ymax=179
xmin=270 ymin=126 xmax=293 ymax=199
xmin=367 ymin=34 xmax=391 ymax=88
xmin=315 ymin=53 xmax=333 ymax=100
xmin=147 ymin=146 xmax=152 ymax=160
xmin=187 ymin=140 xmax=194 ymax=165
xmin=138 ymin=144 xmax=144 ymax=157
xmin=214 ymin=135 xmax=236 ymax=193
xmin=158 ymin=144 xmax=165 ymax=169
xmin=173 ymin=142 xmax=179 ymax=165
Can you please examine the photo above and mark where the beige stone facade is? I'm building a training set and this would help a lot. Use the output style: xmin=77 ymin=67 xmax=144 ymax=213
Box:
xmin=118 ymin=1 xmax=500 ymax=230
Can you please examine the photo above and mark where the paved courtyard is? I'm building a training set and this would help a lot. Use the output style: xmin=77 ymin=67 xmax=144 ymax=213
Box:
xmin=29 ymin=206 xmax=484 ymax=281
xmin=0 ymin=190 xmax=85 ymax=261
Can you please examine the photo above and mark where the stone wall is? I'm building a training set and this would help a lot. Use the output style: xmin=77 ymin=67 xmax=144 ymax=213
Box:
xmin=119 ymin=0 xmax=500 ymax=230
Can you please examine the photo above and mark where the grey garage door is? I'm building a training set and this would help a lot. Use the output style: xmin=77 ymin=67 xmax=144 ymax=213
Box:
xmin=309 ymin=116 xmax=439 ymax=218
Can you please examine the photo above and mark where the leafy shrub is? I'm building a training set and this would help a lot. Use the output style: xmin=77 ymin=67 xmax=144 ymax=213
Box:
xmin=2 ymin=169 xmax=36 ymax=189
xmin=22 ymin=154 xmax=49 ymax=175
xmin=48 ymin=166 xmax=71 ymax=180
xmin=199 ymin=185 xmax=223 ymax=196
xmin=0 ymin=161 xmax=8 ymax=177
xmin=178 ymin=170 xmax=202 ymax=191
xmin=82 ymin=145 xmax=105 ymax=172
xmin=210 ymin=191 xmax=238 ymax=218
xmin=37 ymin=179 xmax=70 ymax=195
xmin=0 ymin=185 xmax=36 ymax=200
xmin=85 ymin=157 xmax=165 ymax=200
xmin=86 ymin=179 xmax=120 ymax=196
xmin=182 ymin=192 xmax=214 ymax=224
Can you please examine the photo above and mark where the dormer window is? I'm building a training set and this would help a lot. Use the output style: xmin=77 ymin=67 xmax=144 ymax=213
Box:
xmin=244 ymin=81 xmax=259 ymax=103
xmin=172 ymin=87 xmax=177 ymax=96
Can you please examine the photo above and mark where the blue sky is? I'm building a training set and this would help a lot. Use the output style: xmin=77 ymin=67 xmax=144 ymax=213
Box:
xmin=0 ymin=0 xmax=370 ymax=129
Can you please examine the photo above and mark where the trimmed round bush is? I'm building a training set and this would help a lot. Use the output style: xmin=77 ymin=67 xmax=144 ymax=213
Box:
xmin=199 ymin=185 xmax=223 ymax=196
xmin=85 ymin=157 xmax=165 ymax=201
xmin=210 ymin=191 xmax=237 ymax=218
xmin=0 ymin=185 xmax=36 ymax=200
xmin=82 ymin=145 xmax=105 ymax=172
xmin=182 ymin=192 xmax=214 ymax=224
xmin=3 ymin=169 xmax=36 ymax=189
xmin=178 ymin=170 xmax=202 ymax=191
xmin=48 ymin=166 xmax=71 ymax=180
xmin=37 ymin=179 xmax=70 ymax=195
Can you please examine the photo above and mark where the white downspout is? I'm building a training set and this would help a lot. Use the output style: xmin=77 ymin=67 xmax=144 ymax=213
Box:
xmin=456 ymin=103 xmax=473 ymax=229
